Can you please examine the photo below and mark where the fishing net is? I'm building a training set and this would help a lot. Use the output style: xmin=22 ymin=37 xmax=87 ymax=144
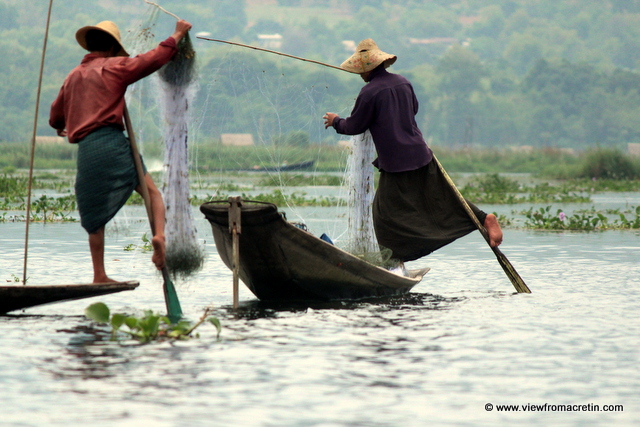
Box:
xmin=122 ymin=3 xmax=400 ymax=274
xmin=124 ymin=5 xmax=204 ymax=278
xmin=157 ymin=30 xmax=203 ymax=277
xmin=158 ymin=32 xmax=197 ymax=87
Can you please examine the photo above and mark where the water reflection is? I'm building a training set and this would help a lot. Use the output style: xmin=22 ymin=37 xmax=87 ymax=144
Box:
xmin=230 ymin=292 xmax=466 ymax=320
xmin=46 ymin=323 xmax=131 ymax=380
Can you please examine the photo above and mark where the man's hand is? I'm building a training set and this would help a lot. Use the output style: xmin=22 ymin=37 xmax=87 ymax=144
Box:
xmin=171 ymin=20 xmax=193 ymax=43
xmin=323 ymin=112 xmax=339 ymax=129
xmin=56 ymin=129 xmax=68 ymax=137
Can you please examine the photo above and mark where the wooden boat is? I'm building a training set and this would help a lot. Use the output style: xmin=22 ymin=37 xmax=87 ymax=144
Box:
xmin=0 ymin=281 xmax=139 ymax=314
xmin=258 ymin=160 xmax=315 ymax=172
xmin=200 ymin=200 xmax=429 ymax=301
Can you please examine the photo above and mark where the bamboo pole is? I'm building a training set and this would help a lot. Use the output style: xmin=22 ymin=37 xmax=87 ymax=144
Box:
xmin=143 ymin=0 xmax=180 ymax=20
xmin=433 ymin=156 xmax=531 ymax=293
xmin=197 ymin=36 xmax=351 ymax=73
xmin=23 ymin=0 xmax=55 ymax=285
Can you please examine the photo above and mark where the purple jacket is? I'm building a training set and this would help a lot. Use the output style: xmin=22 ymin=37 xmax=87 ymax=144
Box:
xmin=332 ymin=67 xmax=432 ymax=172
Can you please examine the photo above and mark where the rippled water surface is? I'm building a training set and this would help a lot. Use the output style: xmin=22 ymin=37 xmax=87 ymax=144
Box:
xmin=1 ymin=203 xmax=639 ymax=426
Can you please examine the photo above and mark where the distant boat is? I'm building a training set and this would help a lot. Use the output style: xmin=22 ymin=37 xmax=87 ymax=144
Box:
xmin=251 ymin=160 xmax=315 ymax=172
xmin=0 ymin=282 xmax=139 ymax=314
xmin=261 ymin=160 xmax=315 ymax=172
xmin=200 ymin=200 xmax=429 ymax=301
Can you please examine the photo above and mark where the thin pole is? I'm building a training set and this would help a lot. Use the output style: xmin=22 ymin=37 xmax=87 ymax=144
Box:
xmin=143 ymin=0 xmax=180 ymax=20
xmin=197 ymin=36 xmax=351 ymax=73
xmin=23 ymin=0 xmax=54 ymax=285
xmin=228 ymin=196 xmax=242 ymax=309
xmin=432 ymin=156 xmax=531 ymax=293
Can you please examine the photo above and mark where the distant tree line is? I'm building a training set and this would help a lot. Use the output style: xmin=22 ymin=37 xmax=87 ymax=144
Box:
xmin=3 ymin=0 xmax=640 ymax=151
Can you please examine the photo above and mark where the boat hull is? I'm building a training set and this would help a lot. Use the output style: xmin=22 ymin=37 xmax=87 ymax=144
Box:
xmin=0 ymin=281 xmax=139 ymax=314
xmin=200 ymin=200 xmax=429 ymax=301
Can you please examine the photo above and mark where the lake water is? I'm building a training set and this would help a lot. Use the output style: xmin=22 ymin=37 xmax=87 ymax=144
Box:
xmin=1 ymin=200 xmax=639 ymax=426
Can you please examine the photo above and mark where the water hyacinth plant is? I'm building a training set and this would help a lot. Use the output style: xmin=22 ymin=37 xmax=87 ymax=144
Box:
xmin=123 ymin=233 xmax=154 ymax=252
xmin=460 ymin=174 xmax=591 ymax=204
xmin=85 ymin=302 xmax=221 ymax=343
xmin=522 ymin=206 xmax=640 ymax=230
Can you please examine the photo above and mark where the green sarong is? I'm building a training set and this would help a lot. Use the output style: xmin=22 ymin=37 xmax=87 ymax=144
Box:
xmin=75 ymin=126 xmax=145 ymax=234
xmin=373 ymin=160 xmax=487 ymax=262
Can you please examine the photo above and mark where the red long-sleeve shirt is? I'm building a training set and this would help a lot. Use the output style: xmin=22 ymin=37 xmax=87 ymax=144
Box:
xmin=49 ymin=38 xmax=178 ymax=144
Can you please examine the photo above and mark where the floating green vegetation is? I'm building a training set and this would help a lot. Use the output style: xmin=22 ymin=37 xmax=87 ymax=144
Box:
xmin=85 ymin=302 xmax=221 ymax=343
xmin=31 ymin=195 xmax=76 ymax=222
xmin=461 ymin=174 xmax=591 ymax=204
xmin=258 ymin=173 xmax=343 ymax=187
xmin=563 ymin=178 xmax=640 ymax=193
xmin=521 ymin=205 xmax=640 ymax=230
xmin=0 ymin=194 xmax=77 ymax=223
xmin=7 ymin=274 xmax=21 ymax=283
xmin=192 ymin=189 xmax=340 ymax=207
xmin=123 ymin=233 xmax=154 ymax=252
xmin=0 ymin=174 xmax=74 ymax=199
xmin=0 ymin=173 xmax=28 ymax=197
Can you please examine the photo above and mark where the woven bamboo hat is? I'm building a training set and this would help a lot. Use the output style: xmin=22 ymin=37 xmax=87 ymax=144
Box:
xmin=340 ymin=38 xmax=397 ymax=74
xmin=75 ymin=21 xmax=129 ymax=57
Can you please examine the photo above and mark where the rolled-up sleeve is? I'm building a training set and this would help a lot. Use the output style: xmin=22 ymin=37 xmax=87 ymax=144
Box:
xmin=49 ymin=87 xmax=66 ymax=131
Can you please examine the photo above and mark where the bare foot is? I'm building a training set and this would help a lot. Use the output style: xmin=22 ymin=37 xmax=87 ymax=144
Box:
xmin=151 ymin=235 xmax=166 ymax=271
xmin=484 ymin=214 xmax=503 ymax=247
xmin=93 ymin=275 xmax=118 ymax=284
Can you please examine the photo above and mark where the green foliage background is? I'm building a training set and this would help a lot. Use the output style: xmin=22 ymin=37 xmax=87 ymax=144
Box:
xmin=3 ymin=0 xmax=640 ymax=153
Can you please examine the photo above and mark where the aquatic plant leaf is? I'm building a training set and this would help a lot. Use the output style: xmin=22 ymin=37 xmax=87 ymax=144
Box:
xmin=208 ymin=317 xmax=222 ymax=337
xmin=85 ymin=302 xmax=110 ymax=323
xmin=145 ymin=315 xmax=160 ymax=337
xmin=124 ymin=316 xmax=139 ymax=330
xmin=111 ymin=313 xmax=127 ymax=330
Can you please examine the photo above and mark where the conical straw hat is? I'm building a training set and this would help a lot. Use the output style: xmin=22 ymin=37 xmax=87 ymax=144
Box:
xmin=75 ymin=21 xmax=129 ymax=57
xmin=340 ymin=38 xmax=397 ymax=74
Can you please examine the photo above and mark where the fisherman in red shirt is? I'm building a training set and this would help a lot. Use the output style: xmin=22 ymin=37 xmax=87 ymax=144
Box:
xmin=50 ymin=19 xmax=192 ymax=283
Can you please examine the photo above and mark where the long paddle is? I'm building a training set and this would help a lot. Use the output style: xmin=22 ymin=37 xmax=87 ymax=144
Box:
xmin=123 ymin=104 xmax=184 ymax=321
xmin=432 ymin=155 xmax=531 ymax=293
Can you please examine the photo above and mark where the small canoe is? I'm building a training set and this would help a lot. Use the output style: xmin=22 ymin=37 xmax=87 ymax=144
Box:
xmin=0 ymin=281 xmax=139 ymax=314
xmin=258 ymin=160 xmax=315 ymax=172
xmin=200 ymin=200 xmax=429 ymax=301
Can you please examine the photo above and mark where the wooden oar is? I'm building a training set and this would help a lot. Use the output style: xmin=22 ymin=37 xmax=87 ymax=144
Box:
xmin=123 ymin=104 xmax=184 ymax=321
xmin=432 ymin=156 xmax=531 ymax=293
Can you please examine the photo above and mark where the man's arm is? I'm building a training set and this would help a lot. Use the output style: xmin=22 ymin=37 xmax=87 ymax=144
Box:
xmin=49 ymin=87 xmax=67 ymax=137
xmin=117 ymin=20 xmax=193 ymax=86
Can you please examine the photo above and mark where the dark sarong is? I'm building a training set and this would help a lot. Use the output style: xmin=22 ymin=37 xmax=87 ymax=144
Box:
xmin=75 ymin=126 xmax=144 ymax=234
xmin=373 ymin=160 xmax=487 ymax=262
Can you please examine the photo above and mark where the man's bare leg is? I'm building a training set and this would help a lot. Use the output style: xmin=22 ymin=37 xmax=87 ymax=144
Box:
xmin=89 ymin=227 xmax=116 ymax=283
xmin=484 ymin=213 xmax=503 ymax=247
xmin=136 ymin=173 xmax=166 ymax=271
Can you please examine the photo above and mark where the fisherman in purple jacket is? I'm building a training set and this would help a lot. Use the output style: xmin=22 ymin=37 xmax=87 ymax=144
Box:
xmin=324 ymin=39 xmax=503 ymax=263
